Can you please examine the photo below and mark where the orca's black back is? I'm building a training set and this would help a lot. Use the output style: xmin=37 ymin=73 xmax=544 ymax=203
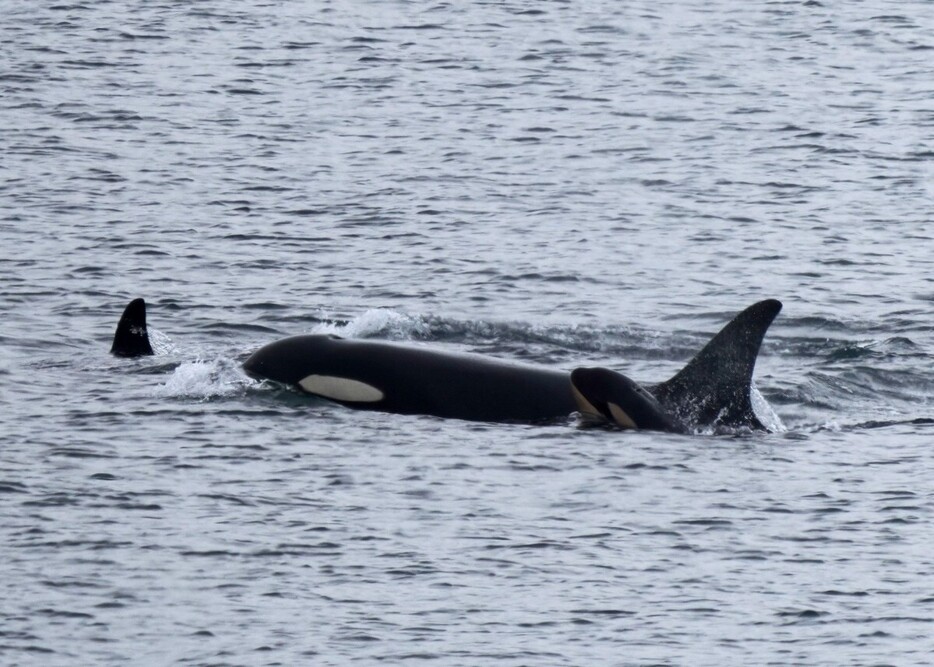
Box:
xmin=243 ymin=335 xmax=576 ymax=423
xmin=652 ymin=299 xmax=782 ymax=429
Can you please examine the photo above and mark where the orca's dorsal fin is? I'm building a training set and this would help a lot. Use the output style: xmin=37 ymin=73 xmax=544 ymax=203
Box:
xmin=111 ymin=298 xmax=154 ymax=357
xmin=652 ymin=299 xmax=782 ymax=430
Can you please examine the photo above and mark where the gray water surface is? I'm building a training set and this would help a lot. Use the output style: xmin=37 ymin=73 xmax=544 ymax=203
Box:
xmin=2 ymin=1 xmax=933 ymax=665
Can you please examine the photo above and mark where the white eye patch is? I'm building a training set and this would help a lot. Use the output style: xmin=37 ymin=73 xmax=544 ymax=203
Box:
xmin=608 ymin=402 xmax=637 ymax=429
xmin=299 ymin=375 xmax=384 ymax=403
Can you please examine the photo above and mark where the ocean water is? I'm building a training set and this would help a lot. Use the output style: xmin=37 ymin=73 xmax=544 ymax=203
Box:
xmin=1 ymin=1 xmax=932 ymax=664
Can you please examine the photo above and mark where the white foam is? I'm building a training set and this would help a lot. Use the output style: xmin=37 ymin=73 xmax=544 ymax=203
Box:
xmin=312 ymin=308 xmax=430 ymax=339
xmin=152 ymin=358 xmax=248 ymax=400
xmin=147 ymin=328 xmax=178 ymax=355
xmin=751 ymin=383 xmax=786 ymax=433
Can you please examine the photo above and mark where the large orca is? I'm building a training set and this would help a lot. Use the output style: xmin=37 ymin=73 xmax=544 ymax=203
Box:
xmin=243 ymin=334 xmax=575 ymax=423
xmin=110 ymin=298 xmax=782 ymax=432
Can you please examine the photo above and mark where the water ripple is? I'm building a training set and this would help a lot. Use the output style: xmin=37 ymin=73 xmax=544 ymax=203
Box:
xmin=2 ymin=0 xmax=933 ymax=664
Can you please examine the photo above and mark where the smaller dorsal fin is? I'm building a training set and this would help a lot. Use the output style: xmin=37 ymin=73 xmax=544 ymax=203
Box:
xmin=652 ymin=299 xmax=781 ymax=429
xmin=111 ymin=298 xmax=154 ymax=357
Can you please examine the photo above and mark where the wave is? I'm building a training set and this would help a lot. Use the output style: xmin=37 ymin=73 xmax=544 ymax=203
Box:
xmin=309 ymin=308 xmax=432 ymax=339
xmin=152 ymin=358 xmax=251 ymax=400
xmin=306 ymin=308 xmax=679 ymax=363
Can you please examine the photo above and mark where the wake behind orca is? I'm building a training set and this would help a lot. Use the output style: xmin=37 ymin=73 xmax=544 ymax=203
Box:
xmin=110 ymin=298 xmax=782 ymax=433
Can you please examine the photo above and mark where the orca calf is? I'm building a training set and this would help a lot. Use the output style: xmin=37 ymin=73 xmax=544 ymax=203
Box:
xmin=110 ymin=298 xmax=782 ymax=433
xmin=569 ymin=298 xmax=781 ymax=432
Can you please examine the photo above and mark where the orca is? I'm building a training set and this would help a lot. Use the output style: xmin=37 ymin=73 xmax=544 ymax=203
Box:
xmin=110 ymin=298 xmax=782 ymax=432
xmin=570 ymin=367 xmax=688 ymax=433
xmin=111 ymin=297 xmax=154 ymax=357
xmin=570 ymin=299 xmax=782 ymax=432
xmin=242 ymin=334 xmax=575 ymax=423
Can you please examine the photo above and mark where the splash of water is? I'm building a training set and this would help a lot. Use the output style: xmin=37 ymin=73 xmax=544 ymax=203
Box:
xmin=751 ymin=383 xmax=786 ymax=433
xmin=311 ymin=308 xmax=431 ymax=339
xmin=152 ymin=358 xmax=249 ymax=400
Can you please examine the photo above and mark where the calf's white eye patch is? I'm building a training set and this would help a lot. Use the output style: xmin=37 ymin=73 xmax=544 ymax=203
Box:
xmin=299 ymin=375 xmax=384 ymax=403
xmin=608 ymin=402 xmax=637 ymax=429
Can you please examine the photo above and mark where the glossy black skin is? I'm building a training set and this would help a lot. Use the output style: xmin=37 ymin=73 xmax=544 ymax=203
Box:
xmin=570 ymin=367 xmax=687 ymax=433
xmin=242 ymin=334 xmax=577 ymax=423
xmin=652 ymin=298 xmax=781 ymax=431
xmin=111 ymin=298 xmax=154 ymax=357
